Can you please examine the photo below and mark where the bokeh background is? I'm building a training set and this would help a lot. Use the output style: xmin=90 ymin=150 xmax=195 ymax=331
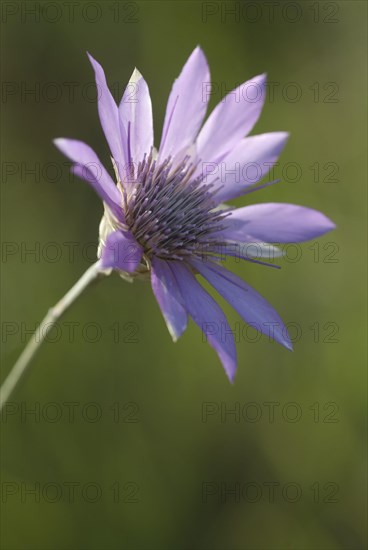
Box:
xmin=1 ymin=1 xmax=367 ymax=549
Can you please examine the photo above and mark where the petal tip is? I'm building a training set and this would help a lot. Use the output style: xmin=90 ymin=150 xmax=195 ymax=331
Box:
xmin=87 ymin=51 xmax=101 ymax=71
xmin=191 ymin=45 xmax=207 ymax=64
xmin=227 ymin=370 xmax=236 ymax=384
xmin=223 ymin=358 xmax=237 ymax=384
xmin=130 ymin=67 xmax=143 ymax=83
xmin=168 ymin=325 xmax=181 ymax=343
xmin=313 ymin=212 xmax=336 ymax=237
xmin=285 ymin=341 xmax=294 ymax=352
xmin=53 ymin=137 xmax=62 ymax=147
xmin=53 ymin=137 xmax=70 ymax=154
xmin=281 ymin=327 xmax=293 ymax=351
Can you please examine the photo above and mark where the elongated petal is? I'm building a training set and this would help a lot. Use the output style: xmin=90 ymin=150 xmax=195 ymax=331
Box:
xmin=197 ymin=73 xmax=267 ymax=163
xmin=201 ymin=132 xmax=289 ymax=203
xmin=159 ymin=47 xmax=210 ymax=164
xmin=171 ymin=262 xmax=237 ymax=382
xmin=221 ymin=203 xmax=336 ymax=243
xmin=119 ymin=68 xmax=154 ymax=166
xmin=101 ymin=230 xmax=143 ymax=272
xmin=151 ymin=257 xmax=187 ymax=342
xmin=191 ymin=259 xmax=292 ymax=350
xmin=53 ymin=138 xmax=122 ymax=215
xmin=87 ymin=53 xmax=128 ymax=182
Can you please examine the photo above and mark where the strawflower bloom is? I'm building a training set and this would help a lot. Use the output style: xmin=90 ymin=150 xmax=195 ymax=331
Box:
xmin=0 ymin=47 xmax=335 ymax=408
xmin=54 ymin=47 xmax=335 ymax=381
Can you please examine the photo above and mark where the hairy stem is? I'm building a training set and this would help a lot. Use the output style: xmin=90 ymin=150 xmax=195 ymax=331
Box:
xmin=0 ymin=261 xmax=104 ymax=412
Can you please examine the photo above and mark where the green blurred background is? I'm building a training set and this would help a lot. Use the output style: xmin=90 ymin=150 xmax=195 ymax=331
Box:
xmin=1 ymin=1 xmax=366 ymax=549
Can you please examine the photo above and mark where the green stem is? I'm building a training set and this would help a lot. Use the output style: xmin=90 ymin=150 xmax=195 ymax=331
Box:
xmin=0 ymin=261 xmax=104 ymax=412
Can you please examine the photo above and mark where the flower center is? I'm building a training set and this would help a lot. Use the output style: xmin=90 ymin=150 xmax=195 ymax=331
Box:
xmin=123 ymin=153 xmax=228 ymax=260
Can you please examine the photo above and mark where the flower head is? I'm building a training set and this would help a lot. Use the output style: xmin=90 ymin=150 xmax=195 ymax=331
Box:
xmin=54 ymin=47 xmax=335 ymax=382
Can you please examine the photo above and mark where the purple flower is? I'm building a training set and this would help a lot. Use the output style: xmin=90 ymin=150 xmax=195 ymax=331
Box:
xmin=54 ymin=47 xmax=335 ymax=382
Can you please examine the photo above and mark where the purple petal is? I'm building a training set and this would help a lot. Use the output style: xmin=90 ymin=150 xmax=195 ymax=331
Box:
xmin=171 ymin=261 xmax=237 ymax=382
xmin=119 ymin=69 xmax=154 ymax=166
xmin=196 ymin=73 xmax=267 ymax=163
xmin=159 ymin=47 xmax=210 ymax=164
xmin=53 ymin=138 xmax=122 ymax=216
xmin=200 ymin=132 xmax=289 ymax=203
xmin=221 ymin=203 xmax=336 ymax=243
xmin=151 ymin=257 xmax=188 ymax=342
xmin=87 ymin=53 xmax=128 ymax=182
xmin=101 ymin=230 xmax=143 ymax=272
xmin=191 ymin=259 xmax=292 ymax=351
